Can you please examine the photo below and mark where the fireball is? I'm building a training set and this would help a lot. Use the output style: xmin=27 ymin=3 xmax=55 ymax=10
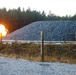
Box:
xmin=0 ymin=24 xmax=7 ymax=37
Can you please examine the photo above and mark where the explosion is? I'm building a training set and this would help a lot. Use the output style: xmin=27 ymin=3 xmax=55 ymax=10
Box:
xmin=0 ymin=24 xmax=7 ymax=37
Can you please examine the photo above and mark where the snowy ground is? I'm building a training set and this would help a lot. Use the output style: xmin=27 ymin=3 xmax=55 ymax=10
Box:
xmin=0 ymin=57 xmax=76 ymax=75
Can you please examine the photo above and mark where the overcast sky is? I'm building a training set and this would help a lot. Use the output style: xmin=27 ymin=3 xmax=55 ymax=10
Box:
xmin=0 ymin=0 xmax=76 ymax=16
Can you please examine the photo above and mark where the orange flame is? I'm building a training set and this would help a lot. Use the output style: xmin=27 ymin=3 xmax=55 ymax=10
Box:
xmin=0 ymin=24 xmax=8 ymax=37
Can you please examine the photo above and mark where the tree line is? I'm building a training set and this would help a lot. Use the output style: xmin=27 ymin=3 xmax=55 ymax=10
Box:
xmin=0 ymin=7 xmax=76 ymax=33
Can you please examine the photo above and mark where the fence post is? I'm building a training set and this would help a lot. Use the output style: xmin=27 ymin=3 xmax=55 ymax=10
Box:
xmin=40 ymin=31 xmax=44 ymax=62
xmin=64 ymin=33 xmax=66 ymax=43
xmin=0 ymin=32 xmax=2 ymax=43
xmin=75 ymin=32 xmax=76 ymax=41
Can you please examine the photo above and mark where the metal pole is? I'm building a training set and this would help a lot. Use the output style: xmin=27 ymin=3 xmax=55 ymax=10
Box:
xmin=40 ymin=31 xmax=44 ymax=62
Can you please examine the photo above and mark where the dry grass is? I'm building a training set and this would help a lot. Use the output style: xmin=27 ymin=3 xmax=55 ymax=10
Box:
xmin=0 ymin=42 xmax=76 ymax=64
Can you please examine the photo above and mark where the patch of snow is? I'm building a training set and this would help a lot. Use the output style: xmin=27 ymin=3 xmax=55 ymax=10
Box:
xmin=0 ymin=57 xmax=76 ymax=75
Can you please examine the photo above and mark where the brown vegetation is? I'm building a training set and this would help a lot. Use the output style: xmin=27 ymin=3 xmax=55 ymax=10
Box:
xmin=0 ymin=42 xmax=76 ymax=64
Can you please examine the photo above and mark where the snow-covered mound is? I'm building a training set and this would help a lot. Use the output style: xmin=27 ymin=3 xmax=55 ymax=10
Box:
xmin=4 ymin=20 xmax=76 ymax=41
xmin=0 ymin=57 xmax=76 ymax=75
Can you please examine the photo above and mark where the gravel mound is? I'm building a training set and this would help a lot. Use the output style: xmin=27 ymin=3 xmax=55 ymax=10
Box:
xmin=4 ymin=20 xmax=76 ymax=41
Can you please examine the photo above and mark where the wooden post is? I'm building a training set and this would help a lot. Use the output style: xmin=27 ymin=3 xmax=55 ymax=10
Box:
xmin=40 ymin=31 xmax=44 ymax=62
xmin=75 ymin=32 xmax=76 ymax=41
xmin=64 ymin=33 xmax=66 ymax=43
xmin=0 ymin=32 xmax=2 ymax=43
